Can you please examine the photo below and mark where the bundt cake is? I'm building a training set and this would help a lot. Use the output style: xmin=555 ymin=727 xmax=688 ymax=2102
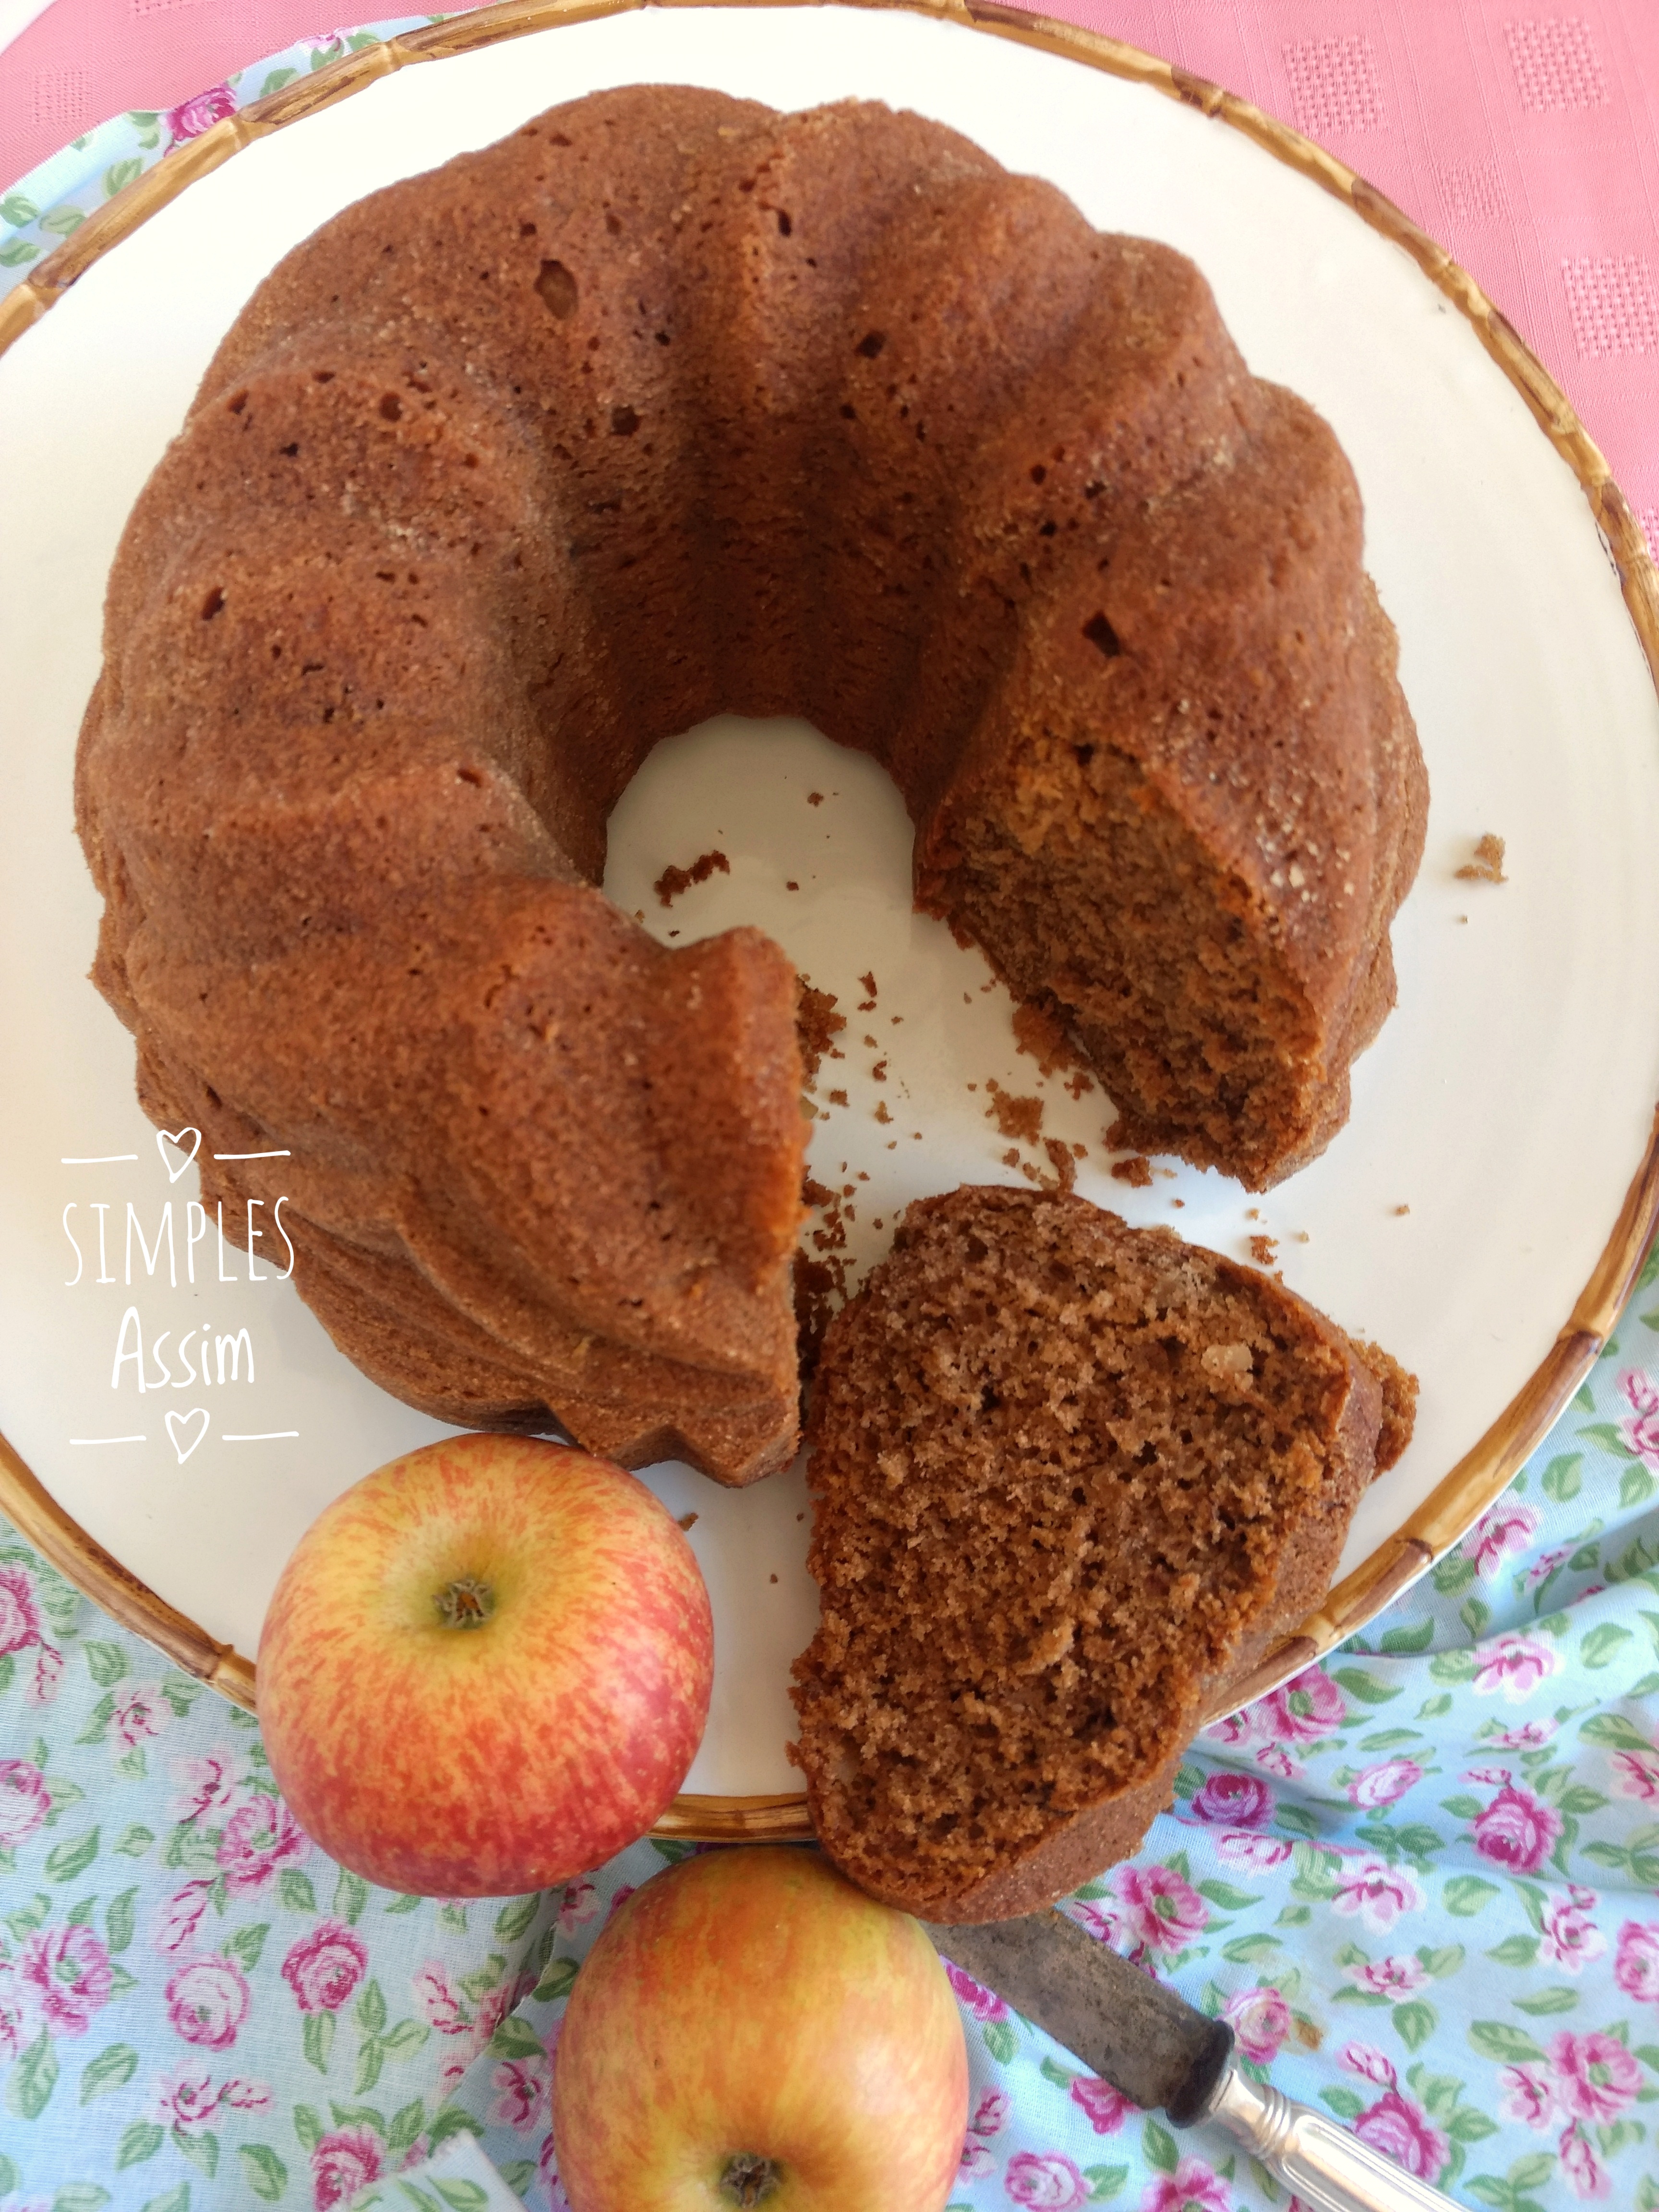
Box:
xmin=74 ymin=85 xmax=1426 ymax=1484
xmin=790 ymin=1186 xmax=1417 ymax=1920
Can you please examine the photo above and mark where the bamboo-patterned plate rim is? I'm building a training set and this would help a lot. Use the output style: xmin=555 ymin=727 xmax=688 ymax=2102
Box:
xmin=2 ymin=0 xmax=1657 ymax=1847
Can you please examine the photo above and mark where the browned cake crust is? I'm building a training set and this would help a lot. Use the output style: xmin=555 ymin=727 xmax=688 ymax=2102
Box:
xmin=76 ymin=87 xmax=1425 ymax=1480
xmin=791 ymin=1187 xmax=1417 ymax=1920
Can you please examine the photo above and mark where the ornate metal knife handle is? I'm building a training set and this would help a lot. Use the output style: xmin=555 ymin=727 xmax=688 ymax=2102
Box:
xmin=1205 ymin=2068 xmax=1459 ymax=2212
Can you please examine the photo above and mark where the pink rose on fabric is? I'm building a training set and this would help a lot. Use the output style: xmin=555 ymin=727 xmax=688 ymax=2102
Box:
xmin=1471 ymin=1632 xmax=1563 ymax=1702
xmin=0 ymin=1955 xmax=30 ymax=2061
xmin=0 ymin=1759 xmax=50 ymax=1848
xmin=1070 ymin=2076 xmax=1132 ymax=2134
xmin=1526 ymin=1546 xmax=1571 ymax=1589
xmin=1621 ymin=1368 xmax=1659 ymax=1467
xmin=155 ymin=1879 xmax=214 ymax=1958
xmin=164 ymin=84 xmax=237 ymax=143
xmin=1352 ymin=2091 xmax=1447 ymax=2181
xmin=1614 ymin=1920 xmax=1659 ymax=2002
xmin=1489 ymin=1718 xmax=1557 ymax=1750
xmin=605 ymin=1884 xmax=636 ymax=1922
xmin=1216 ymin=1832 xmax=1292 ymax=1873
xmin=1611 ymin=1751 xmax=1659 ymax=1801
xmin=1466 ymin=1500 xmax=1541 ymax=1576
xmin=1330 ymin=1857 xmax=1423 ymax=1933
xmin=1203 ymin=1710 xmax=1254 ymax=1747
xmin=558 ymin=1878 xmax=600 ymax=1935
xmin=1253 ymin=1745 xmax=1301 ymax=1781
xmin=1548 ymin=2030 xmax=1642 ymax=2122
xmin=27 ymin=1643 xmax=63 ymax=1707
xmin=1006 ymin=2150 xmax=1088 ymax=2208
xmin=170 ymin=1749 xmax=242 ymax=1827
xmin=1063 ymin=1899 xmax=1121 ymax=1946
xmin=1471 ymin=1783 xmax=1562 ymax=1874
xmin=1463 ymin=1765 xmax=1513 ymax=1788
xmin=1141 ymin=2156 xmax=1230 ymax=2212
xmin=1344 ymin=1955 xmax=1429 ymax=1998
xmin=22 ymin=1923 xmax=112 ymax=2037
xmin=1190 ymin=1772 xmax=1274 ymax=1827
xmin=959 ymin=2144 xmax=996 ymax=2180
xmin=1559 ymin=2122 xmax=1611 ymax=2201
xmin=414 ymin=1962 xmax=470 ymax=2035
xmin=281 ymin=1921 xmax=367 ymax=2013
xmin=491 ymin=2054 xmax=550 ymax=2131
xmin=1258 ymin=1665 xmax=1346 ymax=1744
xmin=218 ymin=1795 xmax=309 ymax=1894
xmin=1111 ymin=1864 xmax=1208 ymax=1953
xmin=1540 ymin=1899 xmax=1605 ymax=1975
xmin=1338 ymin=2042 xmax=1397 ymax=2091
xmin=944 ymin=1961 xmax=1008 ymax=2022
xmin=113 ymin=1683 xmax=171 ymax=1751
xmin=166 ymin=1955 xmax=251 ymax=2050
xmin=1500 ymin=2063 xmax=1558 ymax=2129
xmin=0 ymin=1565 xmax=42 ymax=1655
xmin=969 ymin=2088 xmax=1009 ymax=2138
xmin=156 ymin=2071 xmax=219 ymax=2133
xmin=1224 ymin=1984 xmax=1291 ymax=2063
xmin=1346 ymin=1758 xmax=1422 ymax=1810
xmin=312 ymin=2126 xmax=383 ymax=2210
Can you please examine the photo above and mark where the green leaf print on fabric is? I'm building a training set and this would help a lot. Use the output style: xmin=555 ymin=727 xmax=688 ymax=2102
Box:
xmin=237 ymin=2143 xmax=288 ymax=2200
xmin=114 ymin=2120 xmax=163 ymax=2168
xmin=78 ymin=2043 xmax=138 ymax=2103
xmin=7 ymin=2028 xmax=59 ymax=2118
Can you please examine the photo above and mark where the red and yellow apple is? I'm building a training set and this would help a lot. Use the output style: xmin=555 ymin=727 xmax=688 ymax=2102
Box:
xmin=257 ymin=1433 xmax=713 ymax=1895
xmin=552 ymin=1845 xmax=969 ymax=2211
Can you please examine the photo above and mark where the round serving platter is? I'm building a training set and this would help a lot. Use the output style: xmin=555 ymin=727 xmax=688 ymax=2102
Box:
xmin=3 ymin=0 xmax=1659 ymax=1844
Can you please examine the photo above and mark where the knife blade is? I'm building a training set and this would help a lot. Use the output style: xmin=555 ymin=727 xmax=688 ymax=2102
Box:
xmin=925 ymin=1909 xmax=1460 ymax=2212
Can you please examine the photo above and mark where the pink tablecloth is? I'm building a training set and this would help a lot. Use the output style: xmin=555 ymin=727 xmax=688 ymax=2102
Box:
xmin=4 ymin=0 xmax=1659 ymax=547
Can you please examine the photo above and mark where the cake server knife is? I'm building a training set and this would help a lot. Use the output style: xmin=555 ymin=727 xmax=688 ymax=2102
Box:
xmin=924 ymin=1910 xmax=1458 ymax=2212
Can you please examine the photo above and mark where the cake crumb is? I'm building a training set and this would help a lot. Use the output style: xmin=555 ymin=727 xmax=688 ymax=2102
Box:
xmin=1171 ymin=1198 xmax=1185 ymax=1208
xmin=860 ymin=969 xmax=878 ymax=998
xmin=1456 ymin=914 xmax=1469 ymax=925
xmin=1245 ymin=1208 xmax=1260 ymax=1221
xmin=1394 ymin=1203 xmax=1411 ymax=1216
xmin=676 ymin=1511 xmax=698 ymax=1531
xmin=1071 ymin=1142 xmax=1087 ymax=1159
xmin=1294 ymin=1230 xmax=1310 ymax=1243
xmin=807 ymin=791 xmax=824 ymax=806
xmin=875 ymin=1101 xmax=893 ymax=1125
xmin=769 ymin=1573 xmax=778 ymax=1584
xmin=985 ymin=1080 xmax=1045 ymax=1144
xmin=1249 ymin=1234 xmax=1278 ymax=1266
xmin=1111 ymin=1154 xmax=1154 ymax=1188
xmin=1012 ymin=1002 xmax=1086 ymax=1079
xmin=786 ymin=880 xmax=799 ymax=891
xmin=1455 ymin=833 xmax=1507 ymax=883
xmin=890 ymin=1014 xmax=903 ymax=1025
xmin=828 ymin=1088 xmax=848 ymax=1107
xmin=871 ymin=1060 xmax=888 ymax=1082
xmin=1064 ymin=1069 xmax=1095 ymax=1099
xmin=795 ymin=979 xmax=846 ymax=1084
xmin=654 ymin=848 xmax=730 ymax=905
xmin=1043 ymin=1137 xmax=1078 ymax=1194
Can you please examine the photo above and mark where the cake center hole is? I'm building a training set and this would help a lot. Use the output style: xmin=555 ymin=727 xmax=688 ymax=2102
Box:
xmin=433 ymin=1575 xmax=495 ymax=1629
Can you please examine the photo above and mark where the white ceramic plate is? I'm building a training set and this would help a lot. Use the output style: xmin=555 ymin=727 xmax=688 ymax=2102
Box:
xmin=4 ymin=3 xmax=1659 ymax=1798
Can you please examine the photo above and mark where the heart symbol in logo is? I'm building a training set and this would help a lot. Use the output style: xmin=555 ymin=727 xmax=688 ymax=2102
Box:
xmin=165 ymin=1408 xmax=209 ymax=1464
xmin=156 ymin=1128 xmax=202 ymax=1183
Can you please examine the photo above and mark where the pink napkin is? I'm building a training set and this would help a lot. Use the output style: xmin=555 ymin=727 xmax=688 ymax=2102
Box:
xmin=4 ymin=0 xmax=1656 ymax=540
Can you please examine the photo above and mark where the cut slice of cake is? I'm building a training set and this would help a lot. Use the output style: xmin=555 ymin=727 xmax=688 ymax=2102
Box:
xmin=790 ymin=1185 xmax=1416 ymax=1921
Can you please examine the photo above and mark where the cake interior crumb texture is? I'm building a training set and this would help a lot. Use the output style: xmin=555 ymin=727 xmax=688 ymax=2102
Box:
xmin=792 ymin=1186 xmax=1415 ymax=1920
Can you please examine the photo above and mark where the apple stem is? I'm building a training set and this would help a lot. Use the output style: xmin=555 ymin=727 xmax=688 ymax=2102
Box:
xmin=718 ymin=2153 xmax=781 ymax=2205
xmin=433 ymin=1576 xmax=496 ymax=1630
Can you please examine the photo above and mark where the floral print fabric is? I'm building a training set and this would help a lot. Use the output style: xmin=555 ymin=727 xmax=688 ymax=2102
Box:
xmin=5 ymin=1249 xmax=1659 ymax=2209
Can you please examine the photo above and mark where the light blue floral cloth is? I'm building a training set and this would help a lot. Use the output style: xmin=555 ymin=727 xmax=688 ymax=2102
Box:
xmin=7 ymin=28 xmax=1659 ymax=2212
xmin=3 ymin=1243 xmax=1659 ymax=2211
xmin=0 ymin=18 xmax=437 ymax=287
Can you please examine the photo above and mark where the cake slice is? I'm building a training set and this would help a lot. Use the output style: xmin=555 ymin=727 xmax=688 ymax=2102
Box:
xmin=790 ymin=1186 xmax=1415 ymax=1921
